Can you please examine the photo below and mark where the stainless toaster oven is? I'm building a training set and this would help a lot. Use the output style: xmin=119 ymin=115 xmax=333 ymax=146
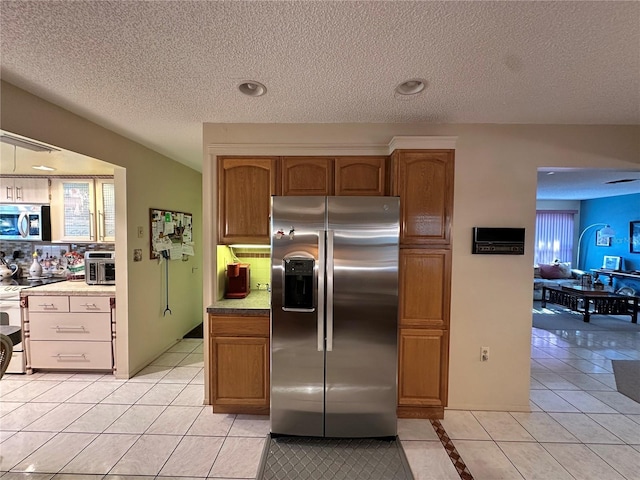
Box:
xmin=85 ymin=251 xmax=115 ymax=285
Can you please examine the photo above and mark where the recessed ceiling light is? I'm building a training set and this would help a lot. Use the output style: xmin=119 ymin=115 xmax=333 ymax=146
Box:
xmin=395 ymin=79 xmax=426 ymax=96
xmin=32 ymin=165 xmax=56 ymax=171
xmin=238 ymin=81 xmax=267 ymax=97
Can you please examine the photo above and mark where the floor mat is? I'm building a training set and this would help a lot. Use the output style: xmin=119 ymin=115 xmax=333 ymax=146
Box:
xmin=611 ymin=360 xmax=640 ymax=404
xmin=256 ymin=436 xmax=414 ymax=480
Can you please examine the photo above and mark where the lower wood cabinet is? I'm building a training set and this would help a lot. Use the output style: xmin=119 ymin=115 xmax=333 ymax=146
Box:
xmin=397 ymin=327 xmax=449 ymax=419
xmin=209 ymin=314 xmax=270 ymax=414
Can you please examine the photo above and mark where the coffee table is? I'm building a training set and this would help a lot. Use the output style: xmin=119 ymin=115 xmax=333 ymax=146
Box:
xmin=541 ymin=285 xmax=638 ymax=323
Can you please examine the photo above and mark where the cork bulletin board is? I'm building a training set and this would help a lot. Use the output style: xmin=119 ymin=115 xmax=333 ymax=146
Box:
xmin=149 ymin=208 xmax=194 ymax=260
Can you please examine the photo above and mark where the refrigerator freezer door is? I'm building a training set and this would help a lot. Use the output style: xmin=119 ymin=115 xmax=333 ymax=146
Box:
xmin=271 ymin=196 xmax=326 ymax=436
xmin=325 ymin=196 xmax=400 ymax=437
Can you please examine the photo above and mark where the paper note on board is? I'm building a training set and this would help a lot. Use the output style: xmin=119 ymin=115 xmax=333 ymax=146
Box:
xmin=182 ymin=243 xmax=195 ymax=256
xmin=169 ymin=242 xmax=183 ymax=260
xmin=164 ymin=221 xmax=175 ymax=235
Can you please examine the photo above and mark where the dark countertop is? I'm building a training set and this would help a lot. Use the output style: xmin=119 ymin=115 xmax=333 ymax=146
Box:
xmin=207 ymin=290 xmax=270 ymax=316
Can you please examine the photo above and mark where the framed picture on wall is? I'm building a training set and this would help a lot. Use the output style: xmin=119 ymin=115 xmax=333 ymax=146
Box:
xmin=631 ymin=220 xmax=640 ymax=254
xmin=596 ymin=229 xmax=611 ymax=247
xmin=602 ymin=255 xmax=622 ymax=271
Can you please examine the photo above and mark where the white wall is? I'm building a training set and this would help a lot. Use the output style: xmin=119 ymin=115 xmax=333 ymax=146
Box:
xmin=203 ymin=123 xmax=639 ymax=411
xmin=1 ymin=81 xmax=203 ymax=378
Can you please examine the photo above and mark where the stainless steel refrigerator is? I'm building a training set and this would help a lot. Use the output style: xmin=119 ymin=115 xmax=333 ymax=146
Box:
xmin=270 ymin=196 xmax=400 ymax=438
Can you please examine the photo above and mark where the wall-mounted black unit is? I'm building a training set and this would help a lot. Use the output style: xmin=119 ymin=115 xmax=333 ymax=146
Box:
xmin=472 ymin=227 xmax=525 ymax=255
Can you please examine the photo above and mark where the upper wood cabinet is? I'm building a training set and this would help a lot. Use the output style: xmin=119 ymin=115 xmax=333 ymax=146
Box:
xmin=335 ymin=156 xmax=387 ymax=196
xmin=218 ymin=157 xmax=279 ymax=244
xmin=399 ymin=249 xmax=451 ymax=329
xmin=0 ymin=177 xmax=49 ymax=203
xmin=392 ymin=150 xmax=454 ymax=246
xmin=281 ymin=157 xmax=334 ymax=196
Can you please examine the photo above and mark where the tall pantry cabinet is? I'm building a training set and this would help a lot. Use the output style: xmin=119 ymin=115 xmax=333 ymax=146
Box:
xmin=393 ymin=150 xmax=454 ymax=419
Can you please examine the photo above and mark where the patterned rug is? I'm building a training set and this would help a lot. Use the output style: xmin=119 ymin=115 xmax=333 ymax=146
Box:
xmin=532 ymin=307 xmax=639 ymax=332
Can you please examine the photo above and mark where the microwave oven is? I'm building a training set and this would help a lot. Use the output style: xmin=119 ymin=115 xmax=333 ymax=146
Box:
xmin=0 ymin=204 xmax=52 ymax=241
xmin=85 ymin=251 xmax=115 ymax=285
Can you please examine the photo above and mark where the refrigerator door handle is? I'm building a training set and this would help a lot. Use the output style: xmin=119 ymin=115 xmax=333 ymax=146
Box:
xmin=282 ymin=307 xmax=316 ymax=313
xmin=317 ymin=230 xmax=325 ymax=351
xmin=326 ymin=229 xmax=334 ymax=352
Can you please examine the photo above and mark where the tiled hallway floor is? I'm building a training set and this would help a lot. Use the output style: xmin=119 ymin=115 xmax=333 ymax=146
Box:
xmin=1 ymin=305 xmax=640 ymax=480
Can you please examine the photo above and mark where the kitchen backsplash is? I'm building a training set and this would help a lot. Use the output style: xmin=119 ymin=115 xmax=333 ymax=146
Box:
xmin=1 ymin=240 xmax=114 ymax=277
xmin=216 ymin=245 xmax=271 ymax=299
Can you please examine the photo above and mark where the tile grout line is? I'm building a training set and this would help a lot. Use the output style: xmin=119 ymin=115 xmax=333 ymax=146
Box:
xmin=429 ymin=419 xmax=474 ymax=480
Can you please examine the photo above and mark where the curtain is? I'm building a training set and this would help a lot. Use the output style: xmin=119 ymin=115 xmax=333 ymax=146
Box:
xmin=535 ymin=211 xmax=575 ymax=265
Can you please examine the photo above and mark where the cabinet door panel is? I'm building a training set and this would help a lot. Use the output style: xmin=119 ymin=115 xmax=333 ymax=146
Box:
xmin=393 ymin=150 xmax=454 ymax=245
xmin=50 ymin=179 xmax=97 ymax=242
xmin=399 ymin=249 xmax=451 ymax=328
xmin=335 ymin=157 xmax=387 ymax=196
xmin=16 ymin=178 xmax=50 ymax=203
xmin=398 ymin=328 xmax=448 ymax=407
xmin=218 ymin=157 xmax=278 ymax=244
xmin=281 ymin=157 xmax=334 ymax=196
xmin=211 ymin=336 xmax=269 ymax=406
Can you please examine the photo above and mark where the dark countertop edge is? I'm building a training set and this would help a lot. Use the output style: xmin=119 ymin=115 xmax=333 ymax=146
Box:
xmin=207 ymin=306 xmax=269 ymax=316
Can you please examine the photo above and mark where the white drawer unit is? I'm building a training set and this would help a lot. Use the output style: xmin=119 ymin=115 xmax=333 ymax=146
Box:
xmin=29 ymin=296 xmax=70 ymax=313
xmin=70 ymin=296 xmax=111 ymax=313
xmin=29 ymin=313 xmax=112 ymax=341
xmin=25 ymin=293 xmax=115 ymax=373
xmin=29 ymin=340 xmax=113 ymax=370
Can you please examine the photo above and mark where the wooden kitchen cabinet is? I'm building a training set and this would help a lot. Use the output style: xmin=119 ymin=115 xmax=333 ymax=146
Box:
xmin=218 ymin=157 xmax=278 ymax=244
xmin=25 ymin=295 xmax=115 ymax=373
xmin=281 ymin=157 xmax=334 ymax=196
xmin=392 ymin=150 xmax=454 ymax=246
xmin=335 ymin=156 xmax=388 ymax=196
xmin=209 ymin=314 xmax=270 ymax=414
xmin=397 ymin=328 xmax=449 ymax=418
xmin=281 ymin=156 xmax=388 ymax=196
xmin=399 ymin=249 xmax=451 ymax=329
xmin=0 ymin=176 xmax=49 ymax=203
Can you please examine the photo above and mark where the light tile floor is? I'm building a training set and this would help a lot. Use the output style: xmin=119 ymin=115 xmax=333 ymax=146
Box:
xmin=1 ymin=304 xmax=639 ymax=480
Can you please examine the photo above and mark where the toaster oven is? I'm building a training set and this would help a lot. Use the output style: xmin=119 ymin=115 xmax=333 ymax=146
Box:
xmin=85 ymin=251 xmax=115 ymax=285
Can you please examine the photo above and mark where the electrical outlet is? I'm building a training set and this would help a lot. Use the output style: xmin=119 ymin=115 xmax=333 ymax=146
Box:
xmin=481 ymin=347 xmax=490 ymax=362
xmin=137 ymin=226 xmax=144 ymax=238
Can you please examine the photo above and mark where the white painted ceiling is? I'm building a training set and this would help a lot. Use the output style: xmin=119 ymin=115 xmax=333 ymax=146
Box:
xmin=537 ymin=168 xmax=640 ymax=200
xmin=1 ymin=1 xmax=639 ymax=185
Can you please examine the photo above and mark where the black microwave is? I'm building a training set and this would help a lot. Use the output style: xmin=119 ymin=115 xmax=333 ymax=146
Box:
xmin=0 ymin=204 xmax=51 ymax=241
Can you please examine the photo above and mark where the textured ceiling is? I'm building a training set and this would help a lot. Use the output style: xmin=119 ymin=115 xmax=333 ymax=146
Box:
xmin=1 ymin=1 xmax=639 ymax=173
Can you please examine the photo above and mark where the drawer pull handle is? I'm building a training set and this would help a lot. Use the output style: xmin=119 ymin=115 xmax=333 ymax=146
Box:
xmin=38 ymin=303 xmax=56 ymax=308
xmin=80 ymin=303 xmax=98 ymax=309
xmin=53 ymin=353 xmax=87 ymax=359
xmin=53 ymin=326 xmax=87 ymax=332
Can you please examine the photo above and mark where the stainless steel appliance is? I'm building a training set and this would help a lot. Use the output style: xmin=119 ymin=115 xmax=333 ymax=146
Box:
xmin=85 ymin=251 xmax=115 ymax=285
xmin=271 ymin=196 xmax=399 ymax=438
xmin=0 ymin=204 xmax=51 ymax=241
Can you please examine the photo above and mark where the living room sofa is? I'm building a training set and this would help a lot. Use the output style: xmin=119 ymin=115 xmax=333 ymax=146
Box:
xmin=533 ymin=262 xmax=585 ymax=300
